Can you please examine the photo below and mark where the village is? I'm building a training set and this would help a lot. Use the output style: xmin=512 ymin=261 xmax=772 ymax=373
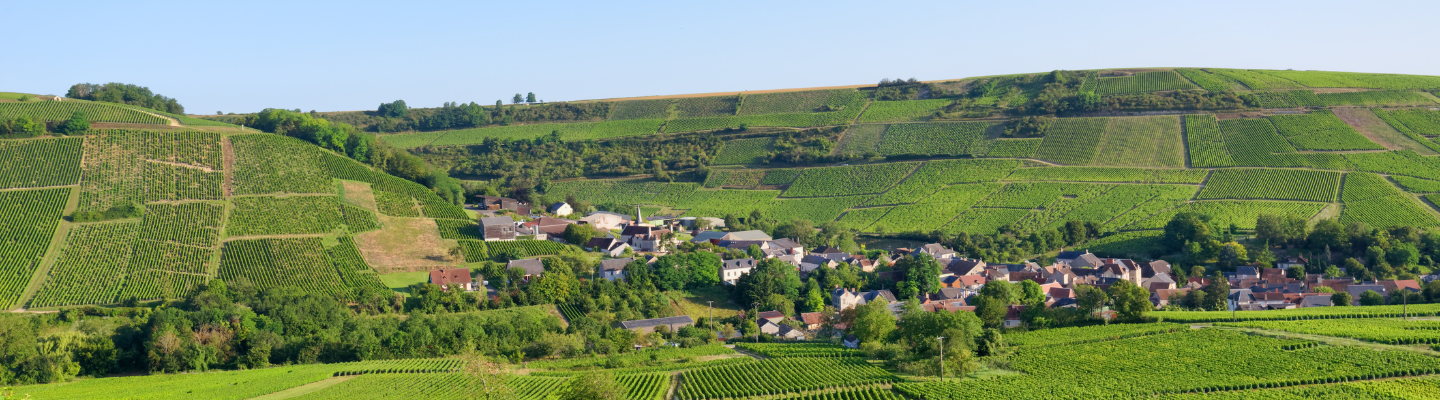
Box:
xmin=422 ymin=194 xmax=1429 ymax=346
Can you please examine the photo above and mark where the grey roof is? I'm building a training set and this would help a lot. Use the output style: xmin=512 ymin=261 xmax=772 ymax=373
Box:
xmin=507 ymin=259 xmax=545 ymax=275
xmin=1236 ymin=266 xmax=1259 ymax=277
xmin=863 ymin=290 xmax=897 ymax=303
xmin=723 ymin=258 xmax=757 ymax=271
xmin=1300 ymin=294 xmax=1333 ymax=307
xmin=726 ymin=230 xmax=773 ymax=241
xmin=691 ymin=231 xmax=728 ymax=243
xmin=600 ymin=258 xmax=633 ymax=271
xmin=801 ymin=255 xmax=833 ymax=265
xmin=1056 ymin=250 xmax=1090 ymax=259
xmin=770 ymin=238 xmax=802 ymax=249
xmin=618 ymin=315 xmax=695 ymax=330
xmin=586 ymin=211 xmax=633 ymax=219
xmin=480 ymin=216 xmax=513 ymax=226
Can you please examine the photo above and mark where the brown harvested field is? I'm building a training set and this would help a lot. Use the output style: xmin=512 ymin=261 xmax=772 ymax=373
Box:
xmin=340 ymin=180 xmax=378 ymax=211
xmin=1331 ymin=107 xmax=1438 ymax=155
xmin=355 ymin=216 xmax=460 ymax=273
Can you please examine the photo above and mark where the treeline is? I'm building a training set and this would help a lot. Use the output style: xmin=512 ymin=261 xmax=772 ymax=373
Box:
xmin=924 ymin=70 xmax=1260 ymax=116
xmin=228 ymin=109 xmax=466 ymax=205
xmin=65 ymin=83 xmax=184 ymax=114
xmin=323 ymin=100 xmax=612 ymax=133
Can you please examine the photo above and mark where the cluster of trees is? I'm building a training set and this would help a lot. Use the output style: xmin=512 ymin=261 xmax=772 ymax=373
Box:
xmin=872 ymin=78 xmax=923 ymax=101
xmin=1003 ymin=116 xmax=1052 ymax=137
xmin=903 ymin=220 xmax=1105 ymax=264
xmin=65 ymin=83 xmax=184 ymax=114
xmin=845 ymin=298 xmax=985 ymax=378
xmin=324 ymin=100 xmax=609 ymax=133
xmin=0 ymin=280 xmax=563 ymax=385
xmin=0 ymin=112 xmax=88 ymax=138
xmin=1098 ymin=90 xmax=1257 ymax=112
xmin=0 ymin=116 xmax=46 ymax=138
xmin=1163 ymin=213 xmax=1439 ymax=283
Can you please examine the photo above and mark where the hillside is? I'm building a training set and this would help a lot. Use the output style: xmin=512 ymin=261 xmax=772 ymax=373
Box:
xmin=334 ymin=68 xmax=1440 ymax=259
xmin=7 ymin=68 xmax=1440 ymax=309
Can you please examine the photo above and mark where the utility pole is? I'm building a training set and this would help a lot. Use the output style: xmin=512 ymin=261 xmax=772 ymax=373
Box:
xmin=707 ymin=301 xmax=714 ymax=327
xmin=752 ymin=301 xmax=761 ymax=344
xmin=1404 ymin=289 xmax=1409 ymax=319
xmin=937 ymin=336 xmax=946 ymax=382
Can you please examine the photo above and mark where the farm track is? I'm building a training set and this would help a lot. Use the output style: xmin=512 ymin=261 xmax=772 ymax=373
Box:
xmin=246 ymin=375 xmax=357 ymax=400
xmin=222 ymin=135 xmax=236 ymax=197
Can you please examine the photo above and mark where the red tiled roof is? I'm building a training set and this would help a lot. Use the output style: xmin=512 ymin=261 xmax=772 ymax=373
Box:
xmin=429 ymin=268 xmax=471 ymax=286
xmin=800 ymin=312 xmax=825 ymax=325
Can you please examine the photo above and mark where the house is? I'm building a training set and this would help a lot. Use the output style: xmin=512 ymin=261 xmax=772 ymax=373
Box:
xmin=477 ymin=196 xmax=531 ymax=215
xmin=548 ymin=202 xmax=573 ymax=216
xmin=1260 ymin=268 xmax=1286 ymax=283
xmin=1299 ymin=294 xmax=1333 ymax=308
xmin=769 ymin=239 xmax=805 ymax=256
xmin=758 ymin=319 xmax=782 ymax=335
xmin=599 ymin=258 xmax=632 ymax=281
xmin=429 ymin=268 xmax=474 ymax=291
xmin=800 ymin=255 xmax=838 ymax=274
xmin=678 ymin=216 xmax=725 ymax=229
xmin=1345 ymin=283 xmax=1388 ymax=305
xmin=480 ymin=216 xmax=517 ymax=241
xmin=1276 ymin=255 xmax=1308 ymax=270
xmin=580 ymin=211 xmax=632 ymax=231
xmin=942 ymin=274 xmax=987 ymax=289
xmin=617 ymin=315 xmax=694 ymax=334
xmin=1252 ymin=292 xmax=1293 ymax=308
xmin=1143 ymin=273 xmax=1177 ymax=291
xmin=720 ymin=258 xmax=757 ymax=284
xmin=1381 ymin=280 xmax=1422 ymax=295
xmin=1233 ymin=266 xmax=1260 ymax=280
xmin=843 ymin=335 xmax=860 ymax=348
xmin=1003 ymin=305 xmax=1027 ymax=328
xmin=757 ymin=310 xmax=785 ymax=324
xmin=1152 ymin=289 xmax=1188 ymax=308
xmin=799 ymin=312 xmax=825 ymax=330
xmin=1228 ymin=289 xmax=1255 ymax=310
xmin=507 ymin=259 xmax=545 ymax=280
xmin=585 ymin=237 xmax=631 ymax=257
xmin=917 ymin=243 xmax=957 ymax=260
xmin=1056 ymin=250 xmax=1103 ymax=268
xmin=1141 ymin=260 xmax=1172 ymax=278
xmin=524 ymin=217 xmax=576 ymax=241
xmin=777 ymin=324 xmax=807 ymax=340
xmin=831 ymin=288 xmax=897 ymax=311
xmin=945 ymin=258 xmax=987 ymax=276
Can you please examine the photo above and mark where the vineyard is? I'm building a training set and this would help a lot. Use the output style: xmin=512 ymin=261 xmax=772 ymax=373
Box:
xmin=141 ymin=130 xmax=224 ymax=169
xmin=30 ymin=222 xmax=139 ymax=307
xmin=737 ymin=89 xmax=869 ymax=115
xmin=0 ymin=188 xmax=70 ymax=308
xmin=1005 ymin=167 xmax=1206 ymax=184
xmin=1094 ymin=71 xmax=1196 ymax=95
xmin=983 ymin=138 xmax=1042 ymax=158
xmin=1385 ymin=109 xmax=1440 ymax=135
xmin=874 ymin=122 xmax=992 ymax=156
xmin=677 ymin=357 xmax=897 ymax=399
xmin=1092 ymin=116 xmax=1186 ymax=168
xmin=486 ymin=240 xmax=569 ymax=258
xmin=1219 ymin=118 xmax=1351 ymax=169
xmin=0 ymin=137 xmax=83 ymax=189
xmin=1007 ymin=323 xmax=1187 ymax=348
xmin=895 ymin=328 xmax=1440 ymax=399
xmin=140 ymin=202 xmax=225 ymax=247
xmin=1184 ymin=115 xmax=1235 ymax=167
xmin=1217 ymin=319 xmax=1440 ymax=345
xmin=1034 ymin=118 xmax=1107 ymax=165
xmin=0 ymin=100 xmax=169 ymax=124
xmin=1151 ymin=303 xmax=1440 ymax=323
xmin=674 ymin=95 xmax=738 ymax=118
xmin=1130 ymin=200 xmax=1325 ymax=230
xmin=783 ymin=162 xmax=918 ymax=198
xmin=228 ymin=196 xmax=347 ymax=236
xmin=703 ymin=169 xmax=767 ymax=188
xmin=608 ymin=99 xmax=673 ymax=120
xmin=1340 ymin=172 xmax=1440 ymax=228
xmin=1175 ymin=68 xmax=1240 ymax=92
xmin=1268 ymin=110 xmax=1384 ymax=151
xmin=1196 ymin=169 xmax=1340 ymax=202
xmin=143 ymin=162 xmax=224 ymax=201
xmin=220 ymin=237 xmax=380 ymax=296
xmin=733 ymin=343 xmax=863 ymax=358
xmin=1371 ymin=108 xmax=1440 ymax=153
xmin=713 ymin=137 xmax=773 ymax=165
xmin=856 ymin=99 xmax=950 ymax=123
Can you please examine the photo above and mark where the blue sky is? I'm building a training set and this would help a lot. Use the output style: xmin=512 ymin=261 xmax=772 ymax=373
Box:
xmin=3 ymin=0 xmax=1438 ymax=114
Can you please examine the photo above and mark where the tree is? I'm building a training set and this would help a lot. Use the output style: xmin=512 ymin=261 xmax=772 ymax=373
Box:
xmin=1018 ymin=280 xmax=1045 ymax=306
xmin=1249 ymin=241 xmax=1276 ymax=268
xmin=558 ymin=372 xmax=623 ymax=400
xmin=377 ymin=100 xmax=408 ymax=118
xmin=1254 ymin=214 xmax=1286 ymax=244
xmin=1216 ymin=242 xmax=1248 ymax=269
xmin=526 ymin=92 xmax=537 ymax=103
xmin=1074 ymin=284 xmax=1109 ymax=319
xmin=562 ymin=223 xmax=597 ymax=246
xmin=460 ymin=349 xmax=512 ymax=399
xmin=1201 ymin=272 xmax=1230 ymax=311
xmin=1309 ymin=219 xmax=1348 ymax=251
xmin=1163 ymin=213 xmax=1213 ymax=252
xmin=1106 ymin=280 xmax=1152 ymax=322
xmin=894 ymin=254 xmax=942 ymax=299
xmin=1312 ymin=286 xmax=1335 ymax=294
xmin=1331 ymin=291 xmax=1353 ymax=306
xmin=57 ymin=111 xmax=89 ymax=134
xmin=850 ymin=298 xmax=895 ymax=343
xmin=1359 ymin=290 xmax=1386 ymax=306
xmin=513 ymin=93 xmax=524 ymax=104
xmin=803 ymin=279 xmax=826 ymax=312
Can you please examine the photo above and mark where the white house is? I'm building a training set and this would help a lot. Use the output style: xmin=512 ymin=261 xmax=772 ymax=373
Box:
xmin=548 ymin=202 xmax=574 ymax=216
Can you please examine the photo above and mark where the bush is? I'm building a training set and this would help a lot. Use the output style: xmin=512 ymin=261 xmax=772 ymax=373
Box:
xmin=72 ymin=204 xmax=142 ymax=222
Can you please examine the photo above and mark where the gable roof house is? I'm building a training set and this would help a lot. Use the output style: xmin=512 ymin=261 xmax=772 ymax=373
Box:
xmin=585 ymin=237 xmax=631 ymax=257
xmin=1276 ymin=255 xmax=1308 ymax=270
xmin=480 ymin=216 xmax=517 ymax=241
xmin=799 ymin=312 xmax=826 ymax=330
xmin=1345 ymin=283 xmax=1388 ymax=305
xmin=1299 ymin=294 xmax=1333 ymax=308
xmin=691 ymin=230 xmax=773 ymax=244
xmin=599 ymin=258 xmax=633 ymax=281
xmin=945 ymin=258 xmax=987 ymax=277
xmin=800 ymin=255 xmax=838 ymax=274
xmin=757 ymin=310 xmax=785 ymax=324
xmin=1152 ymin=288 xmax=1189 ymax=308
xmin=720 ymin=258 xmax=757 ymax=285
xmin=918 ymin=243 xmax=957 ymax=260
xmin=507 ymin=259 xmax=545 ymax=280
xmin=1056 ymin=250 xmax=1103 ymax=268
xmin=832 ymin=288 xmax=898 ymax=311
xmin=429 ymin=268 xmax=475 ymax=291
xmin=580 ymin=211 xmax=632 ymax=231
xmin=548 ymin=202 xmax=573 ymax=216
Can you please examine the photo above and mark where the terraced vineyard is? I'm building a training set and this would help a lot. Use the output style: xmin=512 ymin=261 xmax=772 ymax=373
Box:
xmin=30 ymin=222 xmax=139 ymax=307
xmin=1094 ymin=71 xmax=1196 ymax=95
